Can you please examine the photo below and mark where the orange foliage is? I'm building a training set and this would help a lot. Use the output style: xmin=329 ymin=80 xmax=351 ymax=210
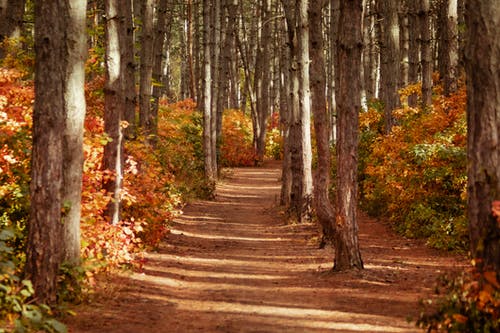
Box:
xmin=360 ymin=82 xmax=468 ymax=250
xmin=220 ymin=109 xmax=256 ymax=167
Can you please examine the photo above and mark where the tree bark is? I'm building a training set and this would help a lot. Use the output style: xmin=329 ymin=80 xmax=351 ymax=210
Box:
xmin=62 ymin=0 xmax=87 ymax=264
xmin=334 ymin=0 xmax=364 ymax=271
xmin=139 ymin=0 xmax=155 ymax=135
xmin=439 ymin=0 xmax=459 ymax=96
xmin=362 ymin=0 xmax=377 ymax=103
xmin=26 ymin=0 xmax=86 ymax=304
xmin=377 ymin=0 xmax=400 ymax=133
xmin=399 ymin=2 xmax=409 ymax=89
xmin=407 ymin=0 xmax=419 ymax=107
xmin=418 ymin=0 xmax=432 ymax=107
xmin=187 ymin=0 xmax=197 ymax=100
xmin=282 ymin=0 xmax=313 ymax=222
xmin=202 ymin=0 xmax=216 ymax=182
xmin=252 ymin=0 xmax=272 ymax=164
xmin=296 ymin=0 xmax=313 ymax=222
xmin=103 ymin=0 xmax=125 ymax=226
xmin=279 ymin=5 xmax=292 ymax=206
xmin=465 ymin=0 xmax=500 ymax=275
xmin=121 ymin=0 xmax=137 ymax=139
xmin=152 ymin=0 xmax=170 ymax=126
xmin=309 ymin=0 xmax=334 ymax=245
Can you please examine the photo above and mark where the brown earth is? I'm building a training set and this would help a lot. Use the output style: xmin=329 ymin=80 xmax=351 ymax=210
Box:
xmin=67 ymin=161 xmax=464 ymax=333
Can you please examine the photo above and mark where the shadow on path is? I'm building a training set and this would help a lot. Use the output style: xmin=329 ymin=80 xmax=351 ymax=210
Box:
xmin=68 ymin=162 xmax=464 ymax=333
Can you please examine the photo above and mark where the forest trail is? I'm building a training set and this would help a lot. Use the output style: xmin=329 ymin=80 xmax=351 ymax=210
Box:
xmin=67 ymin=162 xmax=464 ymax=333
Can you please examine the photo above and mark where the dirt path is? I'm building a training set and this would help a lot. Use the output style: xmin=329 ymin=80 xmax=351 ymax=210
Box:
xmin=67 ymin=163 xmax=464 ymax=333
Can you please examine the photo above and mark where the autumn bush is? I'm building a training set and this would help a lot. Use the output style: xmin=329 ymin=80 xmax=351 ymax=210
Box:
xmin=265 ymin=112 xmax=283 ymax=160
xmin=359 ymin=82 xmax=468 ymax=251
xmin=0 ymin=70 xmax=186 ymax=330
xmin=156 ymin=99 xmax=214 ymax=198
xmin=417 ymin=265 xmax=500 ymax=332
xmin=220 ymin=109 xmax=256 ymax=167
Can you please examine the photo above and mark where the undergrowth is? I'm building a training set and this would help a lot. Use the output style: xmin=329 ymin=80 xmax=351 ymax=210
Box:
xmin=359 ymin=81 xmax=468 ymax=251
xmin=0 ymin=65 xmax=265 ymax=331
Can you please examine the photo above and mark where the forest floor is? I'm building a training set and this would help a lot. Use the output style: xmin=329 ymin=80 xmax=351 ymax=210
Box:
xmin=66 ymin=161 xmax=465 ymax=333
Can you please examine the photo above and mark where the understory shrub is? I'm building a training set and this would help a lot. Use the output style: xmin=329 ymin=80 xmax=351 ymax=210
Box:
xmin=0 ymin=71 xmax=185 ymax=331
xmin=417 ymin=266 xmax=500 ymax=332
xmin=359 ymin=82 xmax=468 ymax=251
xmin=220 ymin=109 xmax=256 ymax=167
xmin=265 ymin=112 xmax=283 ymax=160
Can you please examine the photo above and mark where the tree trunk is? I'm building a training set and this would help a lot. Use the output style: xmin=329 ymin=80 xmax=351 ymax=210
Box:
xmin=465 ymin=0 xmax=500 ymax=275
xmin=282 ymin=0 xmax=313 ymax=222
xmin=202 ymin=0 xmax=216 ymax=181
xmin=62 ymin=0 xmax=87 ymax=264
xmin=439 ymin=0 xmax=459 ymax=96
xmin=334 ymin=0 xmax=364 ymax=271
xmin=362 ymin=0 xmax=377 ymax=102
xmin=152 ymin=0 xmax=170 ymax=125
xmin=399 ymin=2 xmax=409 ymax=89
xmin=121 ymin=0 xmax=137 ymax=139
xmin=187 ymin=0 xmax=197 ymax=100
xmin=329 ymin=0 xmax=340 ymax=141
xmin=253 ymin=0 xmax=272 ymax=164
xmin=418 ymin=0 xmax=432 ymax=107
xmin=26 ymin=0 xmax=86 ymax=304
xmin=139 ymin=0 xmax=155 ymax=135
xmin=407 ymin=0 xmax=419 ymax=107
xmin=309 ymin=0 xmax=335 ymax=245
xmin=296 ymin=0 xmax=313 ymax=222
xmin=279 ymin=7 xmax=292 ymax=206
xmin=103 ymin=0 xmax=125 ymax=226
xmin=211 ymin=0 xmax=221 ymax=172
xmin=377 ymin=0 xmax=400 ymax=133
xmin=0 ymin=0 xmax=26 ymax=59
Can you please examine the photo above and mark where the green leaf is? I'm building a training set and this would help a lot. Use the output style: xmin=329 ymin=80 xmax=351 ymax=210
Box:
xmin=21 ymin=280 xmax=34 ymax=294
xmin=19 ymin=289 xmax=31 ymax=297
xmin=45 ymin=319 xmax=68 ymax=333
xmin=22 ymin=306 xmax=43 ymax=324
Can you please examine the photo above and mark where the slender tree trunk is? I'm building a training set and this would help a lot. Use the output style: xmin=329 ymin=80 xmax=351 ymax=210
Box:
xmin=152 ymin=0 xmax=170 ymax=127
xmin=407 ymin=0 xmax=419 ymax=107
xmin=399 ymin=2 xmax=409 ymax=89
xmin=121 ymin=0 xmax=137 ymax=139
xmin=62 ymin=0 xmax=86 ymax=264
xmin=103 ymin=0 xmax=126 ymax=226
xmin=419 ymin=0 xmax=432 ymax=107
xmin=139 ymin=0 xmax=155 ymax=135
xmin=362 ymin=0 xmax=377 ymax=102
xmin=440 ymin=0 xmax=459 ymax=96
xmin=329 ymin=0 xmax=340 ymax=141
xmin=377 ymin=0 xmax=400 ymax=133
xmin=279 ymin=6 xmax=292 ymax=206
xmin=296 ymin=0 xmax=313 ymax=222
xmin=309 ymin=0 xmax=335 ymax=245
xmin=283 ymin=0 xmax=313 ymax=222
xmin=253 ymin=0 xmax=272 ymax=164
xmin=26 ymin=0 xmax=86 ymax=304
xmin=229 ymin=9 xmax=240 ymax=110
xmin=334 ymin=0 xmax=364 ymax=271
xmin=187 ymin=0 xmax=197 ymax=100
xmin=203 ymin=0 xmax=216 ymax=181
xmin=465 ymin=0 xmax=500 ymax=275
xmin=194 ymin=1 xmax=203 ymax=104
xmin=210 ymin=0 xmax=220 ymax=172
